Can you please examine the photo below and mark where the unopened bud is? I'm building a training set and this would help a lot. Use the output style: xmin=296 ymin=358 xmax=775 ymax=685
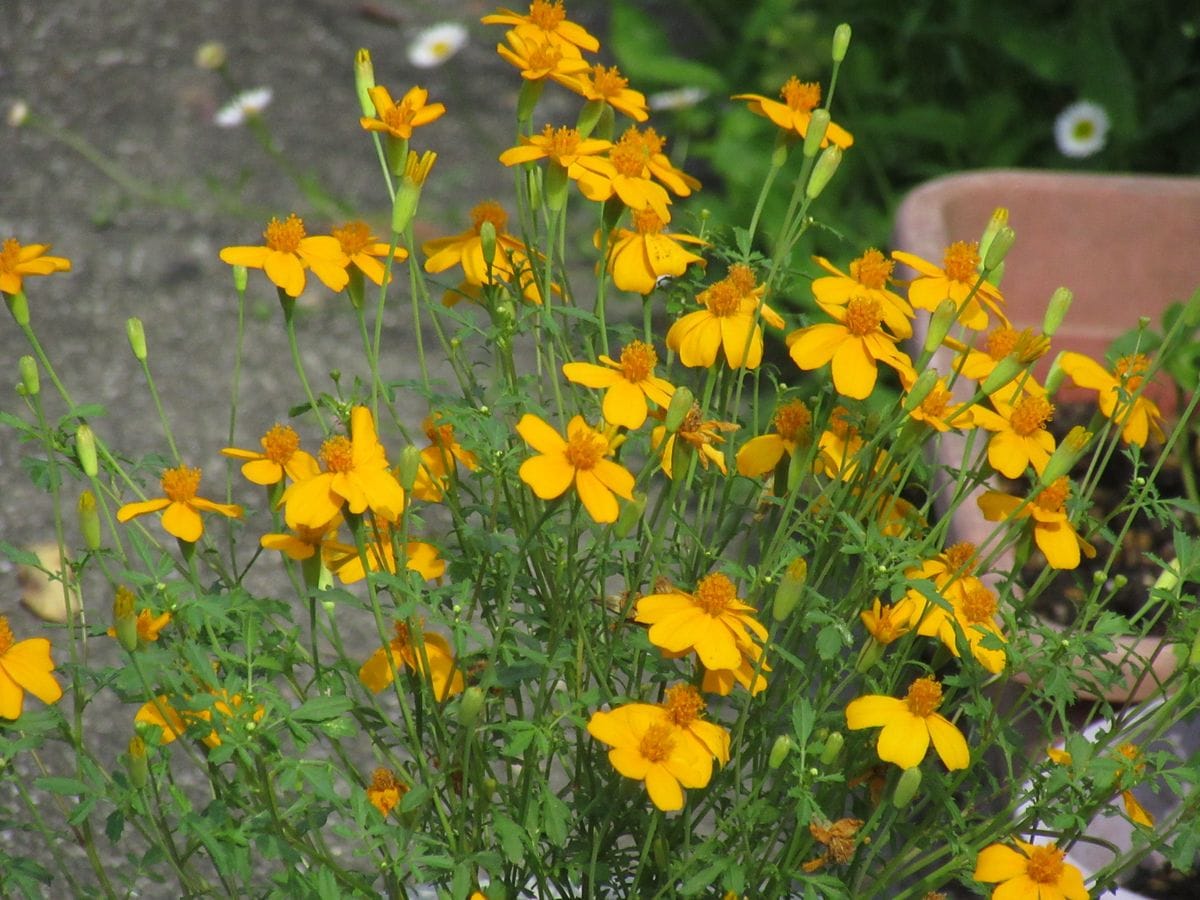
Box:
xmin=18 ymin=355 xmax=38 ymax=396
xmin=1154 ymin=561 xmax=1181 ymax=596
xmin=773 ymin=557 xmax=808 ymax=621
xmin=979 ymin=354 xmax=1024 ymax=394
xmin=113 ymin=586 xmax=139 ymax=653
xmin=771 ymin=137 xmax=789 ymax=169
xmin=902 ymin=369 xmax=941 ymax=413
xmin=1043 ymin=287 xmax=1074 ymax=338
xmin=127 ymin=735 xmax=149 ymax=789
xmin=891 ymin=766 xmax=922 ymax=808
xmin=230 ymin=264 xmax=248 ymax=293
xmin=802 ymin=109 xmax=831 ymax=159
xmin=458 ymin=686 xmax=485 ymax=730
xmin=614 ymin=492 xmax=646 ymax=538
xmin=1040 ymin=426 xmax=1091 ymax=486
xmin=820 ymin=731 xmax=844 ymax=765
xmin=126 ymin=317 xmax=147 ymax=361
xmin=831 ymin=24 xmax=852 ymax=62
xmin=479 ymin=221 xmax=497 ymax=274
xmin=664 ymin=388 xmax=694 ymax=433
xmin=983 ymin=225 xmax=1015 ymax=273
xmin=392 ymin=151 xmax=437 ymax=233
xmin=78 ymin=490 xmax=101 ymax=551
xmin=805 ymin=145 xmax=842 ymax=200
xmin=923 ymin=299 xmax=959 ymax=353
xmin=354 ymin=49 xmax=376 ymax=117
xmin=76 ymin=424 xmax=99 ymax=478
xmin=396 ymin=445 xmax=422 ymax=493
xmin=769 ymin=735 xmax=793 ymax=769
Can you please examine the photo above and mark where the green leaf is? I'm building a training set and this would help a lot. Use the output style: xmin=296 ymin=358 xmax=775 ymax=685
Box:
xmin=541 ymin=788 xmax=570 ymax=847
xmin=815 ymin=623 xmax=849 ymax=661
xmin=681 ymin=859 xmax=727 ymax=895
xmin=34 ymin=776 xmax=88 ymax=796
xmin=104 ymin=810 xmax=125 ymax=843
xmin=290 ymin=695 xmax=354 ymax=722
xmin=495 ymin=811 xmax=526 ymax=865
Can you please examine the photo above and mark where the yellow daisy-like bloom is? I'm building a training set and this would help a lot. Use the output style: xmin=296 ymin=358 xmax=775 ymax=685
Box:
xmin=907 ymin=576 xmax=1006 ymax=674
xmin=412 ymin=415 xmax=480 ymax=503
xmin=731 ymin=77 xmax=853 ymax=149
xmin=323 ymin=524 xmax=445 ymax=584
xmin=423 ymin=201 xmax=549 ymax=305
xmin=498 ymin=124 xmax=612 ymax=184
xmin=860 ymin=597 xmax=917 ymax=646
xmin=814 ymin=406 xmax=864 ymax=479
xmin=700 ymin=640 xmax=770 ymax=696
xmin=736 ymin=398 xmax=813 ymax=477
xmin=634 ymin=573 xmax=768 ymax=672
xmin=575 ymin=127 xmax=698 ymax=219
xmin=219 ymin=213 xmax=349 ymax=298
xmin=358 ymin=621 xmax=464 ymax=700
xmin=586 ymin=702 xmax=712 ymax=812
xmin=0 ymin=238 xmax=72 ymax=296
xmin=972 ymin=386 xmax=1057 ymax=479
xmin=117 ymin=465 xmax=243 ymax=543
xmin=787 ymin=295 xmax=915 ymax=400
xmin=261 ymin=516 xmax=341 ymax=561
xmin=952 ymin=325 xmax=1051 ymax=383
xmin=281 ymin=406 xmax=406 ymax=530
xmin=651 ymin=404 xmax=738 ymax=479
xmin=481 ymin=1 xmax=600 ymax=53
xmin=1115 ymin=743 xmax=1155 ymax=828
xmin=330 ymin=220 xmax=408 ymax=286
xmin=978 ymin=476 xmax=1097 ymax=570
xmin=902 ymin=373 xmax=977 ymax=432
xmin=568 ymin=64 xmax=649 ymax=122
xmin=667 ymin=264 xmax=784 ymax=369
xmin=893 ymin=243 xmax=1008 ymax=332
xmin=603 ymin=208 xmax=707 ymax=295
xmin=360 ymin=85 xmax=445 ymax=140
xmin=106 ymin=608 xmax=171 ymax=645
xmin=366 ymin=767 xmax=408 ymax=818
xmin=562 ymin=341 xmax=675 ymax=429
xmin=845 ymin=675 xmax=969 ymax=770
xmin=1059 ymin=351 xmax=1166 ymax=447
xmin=973 ymin=839 xmax=1088 ymax=900
xmin=0 ymin=616 xmax=63 ymax=720
xmin=495 ymin=27 xmax=590 ymax=85
xmin=222 ymin=423 xmax=319 ymax=487
xmin=812 ymin=250 xmax=913 ymax=339
xmin=516 ymin=414 xmax=635 ymax=523
xmin=135 ymin=690 xmax=265 ymax=748
xmin=658 ymin=683 xmax=732 ymax=766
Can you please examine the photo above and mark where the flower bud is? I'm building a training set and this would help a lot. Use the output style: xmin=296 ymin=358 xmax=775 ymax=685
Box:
xmin=576 ymin=98 xmax=604 ymax=138
xmin=773 ymin=557 xmax=807 ymax=621
xmin=78 ymin=490 xmax=102 ymax=551
xmin=819 ymin=731 xmax=844 ymax=765
xmin=458 ymin=686 xmax=485 ymax=730
xmin=113 ymin=585 xmax=139 ymax=653
xmin=891 ymin=766 xmax=922 ymax=808
xmin=979 ymin=354 xmax=1024 ymax=394
xmin=392 ymin=151 xmax=437 ymax=233
xmin=983 ymin=225 xmax=1015 ymax=273
xmin=396 ymin=445 xmax=422 ymax=494
xmin=354 ymin=49 xmax=376 ymax=117
xmin=614 ymin=492 xmax=646 ymax=538
xmin=802 ymin=109 xmax=831 ymax=159
xmin=769 ymin=735 xmax=793 ymax=769
xmin=771 ymin=136 xmax=790 ymax=169
xmin=1154 ymin=560 xmax=1181 ymax=596
xmin=902 ymin=369 xmax=940 ymax=413
xmin=664 ymin=387 xmax=694 ymax=433
xmin=831 ymin=24 xmax=852 ymax=62
xmin=126 ymin=317 xmax=147 ymax=361
xmin=1039 ymin=426 xmax=1091 ymax=486
xmin=1043 ymin=352 xmax=1066 ymax=395
xmin=230 ymin=263 xmax=248 ymax=293
xmin=76 ymin=424 xmax=99 ymax=478
xmin=805 ymin=145 xmax=842 ymax=200
xmin=923 ymin=299 xmax=959 ymax=353
xmin=18 ymin=355 xmax=38 ymax=396
xmin=127 ymin=735 xmax=149 ymax=790
xmin=1042 ymin=287 xmax=1074 ymax=338
xmin=6 ymin=291 xmax=30 ymax=326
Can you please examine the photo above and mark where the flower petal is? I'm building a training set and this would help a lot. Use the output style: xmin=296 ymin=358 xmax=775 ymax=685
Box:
xmin=0 ymin=639 xmax=61 ymax=705
xmin=973 ymin=844 xmax=1028 ymax=883
xmin=926 ymin=714 xmax=970 ymax=770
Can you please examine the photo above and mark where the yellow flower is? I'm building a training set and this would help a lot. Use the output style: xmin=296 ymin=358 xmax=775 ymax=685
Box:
xmin=261 ymin=517 xmax=341 ymax=561
xmin=1115 ymin=743 xmax=1155 ymax=828
xmin=602 ymin=208 xmax=707 ymax=295
xmin=667 ymin=264 xmax=784 ymax=369
xmin=575 ymin=127 xmax=698 ymax=219
xmin=972 ymin=385 xmax=1057 ymax=478
xmin=700 ymin=643 xmax=770 ymax=696
xmin=516 ymin=414 xmax=635 ymax=523
xmin=845 ymin=675 xmax=969 ymax=770
xmin=562 ymin=341 xmax=675 ymax=429
xmin=0 ymin=616 xmax=63 ymax=719
xmin=893 ymin=243 xmax=1008 ymax=332
xmin=568 ymin=64 xmax=649 ymax=121
xmin=973 ymin=840 xmax=1088 ymax=900
xmin=651 ymin=405 xmax=738 ymax=479
xmin=423 ymin=201 xmax=549 ymax=305
xmin=812 ymin=250 xmax=913 ymax=339
xmin=359 ymin=85 xmax=445 ymax=140
xmin=323 ymin=524 xmax=445 ymax=583
xmin=952 ymin=326 xmax=1051 ymax=383
xmin=412 ymin=415 xmax=480 ymax=503
xmin=358 ymin=620 xmax=464 ymax=700
xmin=498 ymin=124 xmax=612 ymax=183
xmin=219 ymin=213 xmax=349 ymax=298
xmin=908 ymin=576 xmax=1007 ymax=674
xmin=978 ymin=477 xmax=1097 ymax=570
xmin=106 ymin=608 xmax=171 ymax=645
xmin=366 ymin=767 xmax=408 ymax=817
xmin=330 ymin=220 xmax=408 ymax=286
xmin=222 ymin=423 xmax=319 ymax=487
xmin=117 ymin=465 xmax=243 ymax=543
xmin=735 ymin=399 xmax=813 ymax=477
xmin=1059 ymin=351 xmax=1166 ymax=447
xmin=495 ymin=27 xmax=590 ymax=85
xmin=902 ymin=373 xmax=976 ymax=433
xmin=586 ymin=702 xmax=712 ymax=811
xmin=135 ymin=690 xmax=265 ymax=748
xmin=0 ymin=238 xmax=72 ymax=295
xmin=281 ymin=406 xmax=406 ymax=529
xmin=732 ymin=77 xmax=853 ymax=149
xmin=787 ymin=296 xmax=915 ymax=400
xmin=657 ymin=683 xmax=732 ymax=766
xmin=860 ymin=597 xmax=917 ymax=646
xmin=634 ymin=573 xmax=768 ymax=672
xmin=814 ymin=406 xmax=863 ymax=479
xmin=481 ymin=1 xmax=600 ymax=53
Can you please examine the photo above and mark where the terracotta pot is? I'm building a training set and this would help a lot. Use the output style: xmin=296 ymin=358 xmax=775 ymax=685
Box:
xmin=892 ymin=170 xmax=1200 ymax=703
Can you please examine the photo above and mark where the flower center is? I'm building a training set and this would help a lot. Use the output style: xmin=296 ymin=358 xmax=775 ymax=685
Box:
xmin=529 ymin=0 xmax=566 ymax=30
xmin=391 ymin=621 xmax=413 ymax=648
xmin=541 ymin=124 xmax=581 ymax=161
xmin=610 ymin=134 xmax=649 ymax=177
xmin=1072 ymin=120 xmax=1095 ymax=140
xmin=1010 ymin=394 xmax=1055 ymax=437
xmin=1037 ymin=477 xmax=1071 ymax=513
xmin=320 ymin=435 xmax=355 ymax=473
xmin=943 ymin=542 xmax=977 ymax=575
xmin=471 ymin=201 xmax=509 ymax=234
xmin=942 ymin=241 xmax=980 ymax=284
xmin=114 ymin=585 xmax=136 ymax=619
xmin=661 ymin=683 xmax=704 ymax=727
xmin=424 ymin=417 xmax=456 ymax=447
xmin=0 ymin=616 xmax=13 ymax=655
xmin=590 ymin=64 xmax=628 ymax=98
xmin=920 ymin=386 xmax=952 ymax=419
xmin=984 ymin=327 xmax=1018 ymax=361
xmin=370 ymin=767 xmax=400 ymax=792
xmin=332 ymin=220 xmax=373 ymax=256
xmin=525 ymin=41 xmax=564 ymax=74
xmin=726 ymin=263 xmax=757 ymax=294
xmin=1114 ymin=353 xmax=1151 ymax=389
xmin=773 ymin=400 xmax=812 ymax=442
xmin=632 ymin=208 xmax=666 ymax=235
xmin=0 ymin=238 xmax=20 ymax=274
xmin=849 ymin=249 xmax=893 ymax=290
xmin=638 ymin=127 xmax=665 ymax=156
xmin=564 ymin=427 xmax=606 ymax=470
xmin=903 ymin=676 xmax=943 ymax=718
xmin=263 ymin=214 xmax=306 ymax=253
xmin=703 ymin=279 xmax=742 ymax=317
xmin=261 ymin=423 xmax=300 ymax=464
xmin=161 ymin=465 xmax=202 ymax=502
xmin=618 ymin=340 xmax=657 ymax=383
xmin=961 ymin=585 xmax=997 ymax=624
xmin=1026 ymin=845 xmax=1066 ymax=885
xmin=828 ymin=406 xmax=855 ymax=440
xmin=781 ymin=76 xmax=821 ymax=113
xmin=843 ymin=296 xmax=883 ymax=336
xmin=694 ymin=573 xmax=737 ymax=615
xmin=639 ymin=722 xmax=676 ymax=763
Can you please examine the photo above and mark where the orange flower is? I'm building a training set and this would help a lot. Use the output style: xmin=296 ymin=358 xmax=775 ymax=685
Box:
xmin=732 ymin=77 xmax=853 ymax=149
xmin=787 ymin=296 xmax=914 ymax=400
xmin=0 ymin=238 xmax=71 ymax=296
xmin=562 ymin=341 xmax=675 ymax=429
xmin=845 ymin=676 xmax=969 ymax=770
xmin=602 ymin=208 xmax=707 ymax=295
xmin=360 ymin=85 xmax=445 ymax=140
xmin=481 ymin=2 xmax=600 ymax=53
xmin=0 ymin=616 xmax=63 ymax=720
xmin=260 ymin=517 xmax=341 ymax=561
xmin=635 ymin=573 xmax=768 ymax=672
xmin=974 ymin=840 xmax=1087 ymax=900
xmin=498 ymin=124 xmax=613 ymax=192
xmin=651 ymin=404 xmax=737 ymax=479
xmin=135 ymin=690 xmax=264 ymax=748
xmin=575 ymin=126 xmax=698 ymax=219
xmin=495 ymin=27 xmax=590 ymax=85
xmin=735 ymin=399 xmax=813 ymax=477
xmin=1060 ymin=351 xmax=1166 ymax=447
xmin=219 ymin=214 xmax=349 ymax=298
xmin=359 ymin=620 xmax=464 ymax=700
xmin=812 ymin=251 xmax=912 ymax=339
xmin=568 ymin=64 xmax=649 ymax=121
xmin=330 ymin=220 xmax=408 ymax=286
xmin=323 ymin=523 xmax=445 ymax=583
xmin=423 ymin=201 xmax=549 ymax=305
xmin=222 ymin=423 xmax=319 ymax=487
xmin=106 ymin=608 xmax=171 ymax=645
xmin=117 ymin=465 xmax=243 ymax=543
xmin=412 ymin=415 xmax=479 ymax=502
xmin=516 ymin=414 xmax=635 ymax=523
xmin=667 ymin=264 xmax=784 ymax=369
xmin=893 ymin=243 xmax=1008 ymax=332
xmin=366 ymin=767 xmax=408 ymax=817
xmin=978 ymin=477 xmax=1096 ymax=570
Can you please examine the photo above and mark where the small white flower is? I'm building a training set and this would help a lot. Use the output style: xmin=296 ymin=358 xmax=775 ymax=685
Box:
xmin=407 ymin=22 xmax=468 ymax=69
xmin=1054 ymin=100 xmax=1110 ymax=159
xmin=214 ymin=87 xmax=273 ymax=128
xmin=647 ymin=86 xmax=709 ymax=112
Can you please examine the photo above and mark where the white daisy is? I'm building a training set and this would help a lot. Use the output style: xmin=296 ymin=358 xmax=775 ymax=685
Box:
xmin=647 ymin=86 xmax=709 ymax=112
xmin=1054 ymin=100 xmax=1110 ymax=159
xmin=407 ymin=22 xmax=468 ymax=69
xmin=214 ymin=87 xmax=273 ymax=128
